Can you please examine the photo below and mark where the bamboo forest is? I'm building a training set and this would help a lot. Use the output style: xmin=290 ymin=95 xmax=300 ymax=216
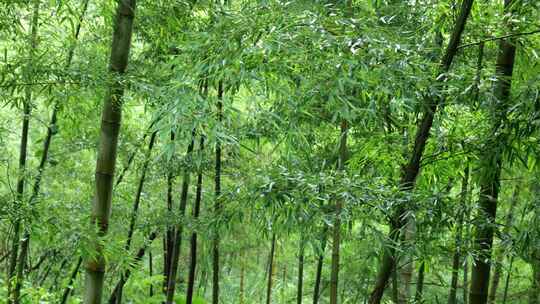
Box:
xmin=1 ymin=0 xmax=540 ymax=303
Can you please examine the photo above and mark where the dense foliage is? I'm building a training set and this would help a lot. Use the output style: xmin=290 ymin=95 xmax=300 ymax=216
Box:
xmin=0 ymin=0 xmax=539 ymax=303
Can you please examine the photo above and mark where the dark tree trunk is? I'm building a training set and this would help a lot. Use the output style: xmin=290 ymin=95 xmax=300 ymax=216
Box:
xmin=414 ymin=261 xmax=425 ymax=303
xmin=108 ymin=232 xmax=158 ymax=304
xmin=29 ymin=251 xmax=51 ymax=273
xmin=469 ymin=1 xmax=517 ymax=303
xmin=212 ymin=82 xmax=224 ymax=304
xmin=448 ymin=228 xmax=462 ymax=304
xmin=84 ymin=1 xmax=137 ymax=303
xmin=313 ymin=229 xmax=327 ymax=304
xmin=47 ymin=122 xmax=151 ymax=304
xmin=50 ymin=258 xmax=69 ymax=292
xmin=14 ymin=0 xmax=89 ymax=297
xmin=449 ymin=165 xmax=470 ymax=304
xmin=112 ymin=131 xmax=157 ymax=303
xmin=488 ymin=186 xmax=519 ymax=304
xmin=165 ymin=132 xmax=196 ymax=303
xmin=266 ymin=234 xmax=277 ymax=304
xmin=38 ymin=262 xmax=53 ymax=286
xmin=186 ymin=137 xmax=205 ymax=304
xmin=297 ymin=237 xmax=305 ymax=304
xmin=368 ymin=1 xmax=474 ymax=302
xmin=125 ymin=131 xmax=157 ymax=250
xmin=149 ymin=248 xmax=154 ymax=297
xmin=115 ymin=119 xmax=159 ymax=187
xmin=501 ymin=256 xmax=513 ymax=304
xmin=163 ymin=130 xmax=176 ymax=293
xmin=330 ymin=120 xmax=348 ymax=304
xmin=8 ymin=1 xmax=40 ymax=302
xmin=60 ymin=257 xmax=84 ymax=304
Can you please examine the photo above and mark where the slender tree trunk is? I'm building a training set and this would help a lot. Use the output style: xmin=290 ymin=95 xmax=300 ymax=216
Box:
xmin=7 ymin=2 xmax=40 ymax=302
xmin=38 ymin=262 xmax=52 ymax=286
xmin=463 ymin=173 xmax=476 ymax=304
xmin=488 ymin=186 xmax=519 ymax=304
xmin=469 ymin=2 xmax=517 ymax=303
xmin=115 ymin=118 xmax=160 ymax=187
xmin=463 ymin=43 xmax=484 ymax=304
xmin=60 ymin=257 xmax=84 ymax=304
xmin=28 ymin=251 xmax=50 ymax=273
xmin=501 ymin=256 xmax=513 ymax=304
xmin=50 ymin=258 xmax=69 ymax=292
xmin=186 ymin=137 xmax=205 ymax=304
xmin=112 ymin=131 xmax=157 ymax=303
xmin=107 ymin=232 xmax=158 ymax=304
xmin=313 ymin=228 xmax=327 ymax=304
xmin=84 ymin=1 xmax=137 ymax=303
xmin=297 ymin=237 xmax=305 ymax=304
xmin=368 ymin=1 xmax=473 ymax=302
xmin=212 ymin=82 xmax=224 ymax=304
xmin=149 ymin=248 xmax=154 ymax=297
xmin=330 ymin=120 xmax=348 ymax=304
xmin=266 ymin=234 xmax=276 ymax=304
xmin=449 ymin=165 xmax=470 ymax=304
xmin=463 ymin=171 xmax=475 ymax=304
xmin=14 ymin=1 xmax=89 ymax=300
xmin=165 ymin=132 xmax=196 ymax=303
xmin=43 ymin=122 xmax=152 ymax=302
xmin=124 ymin=131 xmax=157 ymax=251
xmin=163 ymin=130 xmax=175 ymax=293
xmin=448 ymin=227 xmax=462 ymax=304
xmin=414 ymin=261 xmax=425 ymax=303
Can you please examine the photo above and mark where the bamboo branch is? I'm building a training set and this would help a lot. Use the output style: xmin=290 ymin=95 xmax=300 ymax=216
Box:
xmin=457 ymin=29 xmax=540 ymax=49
